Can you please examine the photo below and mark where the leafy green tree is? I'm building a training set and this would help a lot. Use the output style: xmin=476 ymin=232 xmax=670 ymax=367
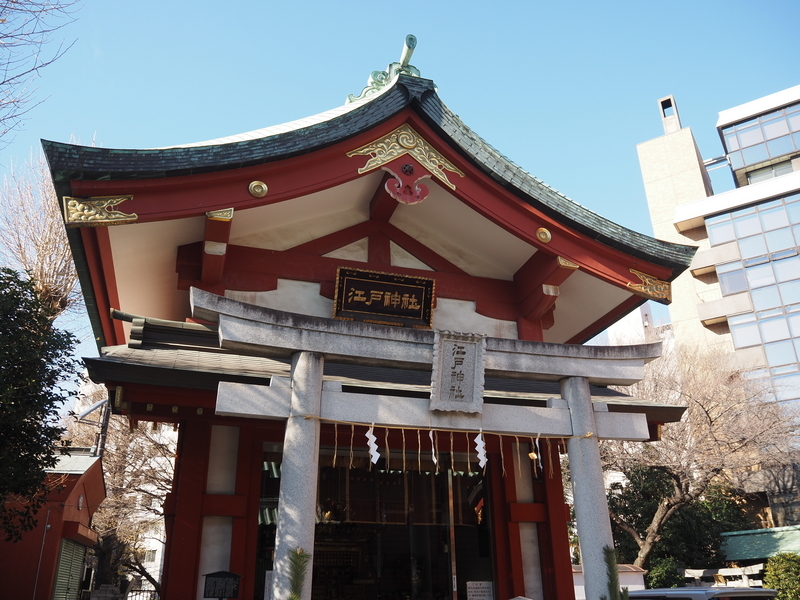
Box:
xmin=608 ymin=465 xmax=754 ymax=577
xmin=765 ymin=553 xmax=800 ymax=600
xmin=645 ymin=558 xmax=683 ymax=589
xmin=0 ymin=268 xmax=78 ymax=541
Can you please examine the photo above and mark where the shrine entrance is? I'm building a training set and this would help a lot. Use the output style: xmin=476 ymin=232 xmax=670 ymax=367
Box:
xmin=313 ymin=452 xmax=493 ymax=600
xmin=255 ymin=444 xmax=494 ymax=600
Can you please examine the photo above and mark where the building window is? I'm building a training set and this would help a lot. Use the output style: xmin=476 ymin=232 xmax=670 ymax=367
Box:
xmin=707 ymin=192 xmax=800 ymax=404
xmin=721 ymin=102 xmax=800 ymax=171
xmin=748 ymin=161 xmax=795 ymax=184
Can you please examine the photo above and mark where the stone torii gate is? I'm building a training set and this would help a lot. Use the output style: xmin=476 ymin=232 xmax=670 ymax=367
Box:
xmin=191 ymin=288 xmax=662 ymax=600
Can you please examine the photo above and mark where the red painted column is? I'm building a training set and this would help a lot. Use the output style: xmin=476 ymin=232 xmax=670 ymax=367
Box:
xmin=500 ymin=436 xmax=528 ymax=598
xmin=230 ymin=425 xmax=253 ymax=597
xmin=539 ymin=440 xmax=576 ymax=600
xmin=161 ymin=420 xmax=212 ymax=600
xmin=487 ymin=443 xmax=513 ymax=600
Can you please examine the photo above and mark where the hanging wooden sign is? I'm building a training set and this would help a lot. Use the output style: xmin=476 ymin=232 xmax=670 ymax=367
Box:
xmin=333 ymin=267 xmax=435 ymax=328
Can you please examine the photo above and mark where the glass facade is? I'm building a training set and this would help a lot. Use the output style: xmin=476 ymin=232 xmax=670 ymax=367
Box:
xmin=721 ymin=101 xmax=800 ymax=171
xmin=707 ymin=192 xmax=800 ymax=404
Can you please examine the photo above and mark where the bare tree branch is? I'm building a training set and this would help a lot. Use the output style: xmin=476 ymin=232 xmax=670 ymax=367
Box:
xmin=0 ymin=152 xmax=80 ymax=316
xmin=0 ymin=0 xmax=79 ymax=143
xmin=604 ymin=344 xmax=799 ymax=567
xmin=67 ymin=384 xmax=176 ymax=590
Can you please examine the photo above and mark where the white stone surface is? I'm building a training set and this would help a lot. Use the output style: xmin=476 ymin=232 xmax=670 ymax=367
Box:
xmin=563 ymin=376 xmax=615 ymax=600
xmin=430 ymin=330 xmax=486 ymax=413
xmin=217 ymin=382 xmax=291 ymax=419
xmin=594 ymin=411 xmax=649 ymax=441
xmin=271 ymin=352 xmax=323 ymax=600
xmin=226 ymin=280 xmax=333 ymax=319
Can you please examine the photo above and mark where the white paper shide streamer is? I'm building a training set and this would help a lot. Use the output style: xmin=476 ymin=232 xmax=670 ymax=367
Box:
xmin=474 ymin=430 xmax=487 ymax=469
xmin=366 ymin=425 xmax=380 ymax=464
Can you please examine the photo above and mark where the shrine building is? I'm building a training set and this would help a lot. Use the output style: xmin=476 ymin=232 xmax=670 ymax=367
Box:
xmin=44 ymin=36 xmax=694 ymax=600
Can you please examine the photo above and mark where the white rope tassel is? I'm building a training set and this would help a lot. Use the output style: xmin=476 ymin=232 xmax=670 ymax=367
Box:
xmin=384 ymin=428 xmax=391 ymax=470
xmin=349 ymin=424 xmax=355 ymax=469
xmin=402 ymin=428 xmax=407 ymax=473
xmin=333 ymin=423 xmax=338 ymax=468
xmin=465 ymin=431 xmax=472 ymax=473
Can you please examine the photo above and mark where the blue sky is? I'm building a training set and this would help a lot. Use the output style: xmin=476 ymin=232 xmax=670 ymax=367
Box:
xmin=5 ymin=0 xmax=799 ymax=341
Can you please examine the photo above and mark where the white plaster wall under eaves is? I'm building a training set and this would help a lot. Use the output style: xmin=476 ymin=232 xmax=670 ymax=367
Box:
xmin=229 ymin=173 xmax=381 ymax=251
xmin=543 ymin=269 xmax=635 ymax=343
xmin=389 ymin=183 xmax=536 ymax=280
xmin=109 ymin=216 xmax=206 ymax=329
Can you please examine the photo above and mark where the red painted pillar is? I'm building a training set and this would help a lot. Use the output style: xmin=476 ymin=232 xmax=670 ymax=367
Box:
xmin=539 ymin=440 xmax=576 ymax=600
xmin=161 ymin=420 xmax=212 ymax=600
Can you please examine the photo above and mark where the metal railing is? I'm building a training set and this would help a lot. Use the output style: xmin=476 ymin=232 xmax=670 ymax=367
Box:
xmin=125 ymin=590 xmax=160 ymax=600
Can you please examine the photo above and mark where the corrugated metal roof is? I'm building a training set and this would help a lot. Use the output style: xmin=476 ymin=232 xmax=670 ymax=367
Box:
xmin=45 ymin=453 xmax=100 ymax=475
xmin=721 ymin=525 xmax=800 ymax=560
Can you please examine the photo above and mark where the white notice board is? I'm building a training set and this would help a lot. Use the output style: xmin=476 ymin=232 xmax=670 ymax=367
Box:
xmin=467 ymin=581 xmax=494 ymax=600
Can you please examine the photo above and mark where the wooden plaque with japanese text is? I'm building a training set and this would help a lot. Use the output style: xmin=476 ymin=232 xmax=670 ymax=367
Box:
xmin=333 ymin=267 xmax=434 ymax=328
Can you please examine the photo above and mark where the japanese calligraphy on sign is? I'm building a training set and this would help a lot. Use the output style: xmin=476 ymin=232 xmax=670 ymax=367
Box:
xmin=430 ymin=330 xmax=486 ymax=413
xmin=333 ymin=267 xmax=434 ymax=328
xmin=203 ymin=571 xmax=241 ymax=599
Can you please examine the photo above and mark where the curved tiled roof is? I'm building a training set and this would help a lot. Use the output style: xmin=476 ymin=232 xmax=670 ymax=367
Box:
xmin=43 ymin=74 xmax=694 ymax=272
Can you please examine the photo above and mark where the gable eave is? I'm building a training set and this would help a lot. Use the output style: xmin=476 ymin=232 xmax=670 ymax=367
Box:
xmin=43 ymin=74 xmax=694 ymax=277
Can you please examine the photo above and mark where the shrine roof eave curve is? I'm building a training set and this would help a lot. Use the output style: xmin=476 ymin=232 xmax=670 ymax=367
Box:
xmin=42 ymin=74 xmax=694 ymax=274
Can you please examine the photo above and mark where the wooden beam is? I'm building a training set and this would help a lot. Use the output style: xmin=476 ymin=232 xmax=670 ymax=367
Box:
xmin=369 ymin=173 xmax=399 ymax=221
xmin=201 ymin=210 xmax=233 ymax=285
xmin=514 ymin=252 xmax=580 ymax=327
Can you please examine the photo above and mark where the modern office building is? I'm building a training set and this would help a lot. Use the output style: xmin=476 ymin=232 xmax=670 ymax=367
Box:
xmin=638 ymin=84 xmax=800 ymax=406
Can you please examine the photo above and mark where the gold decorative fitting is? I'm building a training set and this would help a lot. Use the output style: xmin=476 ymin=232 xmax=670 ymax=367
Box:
xmin=206 ymin=208 xmax=234 ymax=221
xmin=249 ymin=181 xmax=268 ymax=198
xmin=557 ymin=256 xmax=579 ymax=270
xmin=535 ymin=228 xmax=552 ymax=243
xmin=346 ymin=123 xmax=465 ymax=190
xmin=63 ymin=196 xmax=137 ymax=227
xmin=197 ymin=408 xmax=204 ymax=416
xmin=627 ymin=268 xmax=672 ymax=304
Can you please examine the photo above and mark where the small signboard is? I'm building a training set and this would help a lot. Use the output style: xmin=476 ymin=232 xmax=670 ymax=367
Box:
xmin=203 ymin=571 xmax=241 ymax=599
xmin=467 ymin=581 xmax=494 ymax=600
xmin=333 ymin=267 xmax=434 ymax=328
xmin=430 ymin=330 xmax=486 ymax=413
